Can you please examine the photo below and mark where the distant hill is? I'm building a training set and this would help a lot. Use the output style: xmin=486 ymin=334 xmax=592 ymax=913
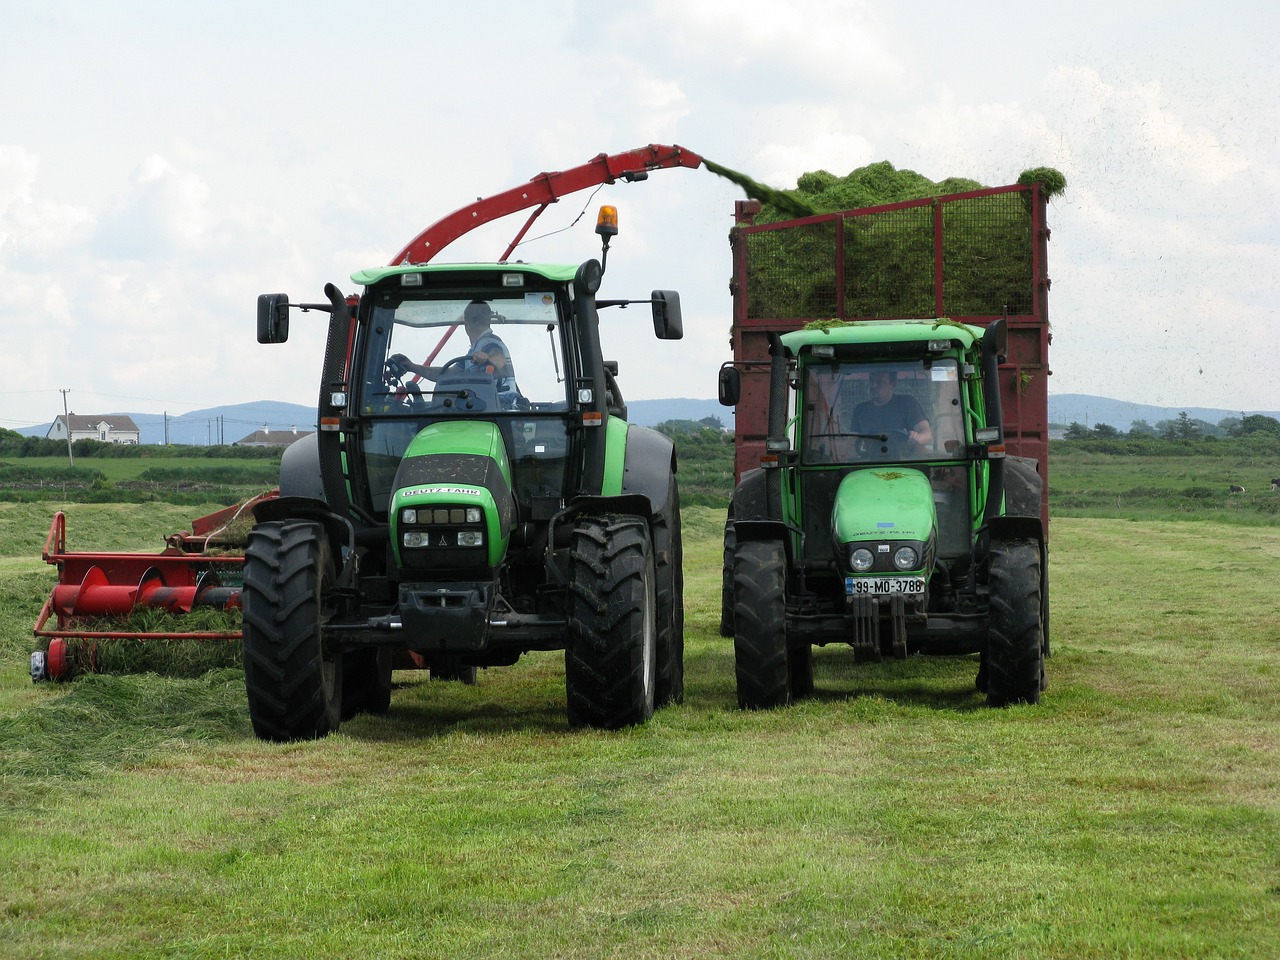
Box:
xmin=1047 ymin=395 xmax=1280 ymax=433
xmin=16 ymin=394 xmax=1271 ymax=445
xmin=14 ymin=398 xmax=733 ymax=445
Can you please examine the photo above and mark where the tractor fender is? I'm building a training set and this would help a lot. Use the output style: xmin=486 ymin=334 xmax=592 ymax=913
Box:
xmin=278 ymin=432 xmax=325 ymax=501
xmin=250 ymin=494 xmax=362 ymax=585
xmin=619 ymin=424 xmax=677 ymax=515
xmin=1004 ymin=456 xmax=1043 ymax=519
xmin=731 ymin=518 xmax=795 ymax=571
xmin=986 ymin=513 xmax=1044 ymax=545
xmin=731 ymin=468 xmax=768 ymax=521
xmin=545 ymin=493 xmax=654 ymax=586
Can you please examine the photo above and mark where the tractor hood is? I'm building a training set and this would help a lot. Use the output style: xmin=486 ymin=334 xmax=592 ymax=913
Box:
xmin=830 ymin=468 xmax=937 ymax=575
xmin=388 ymin=420 xmax=514 ymax=572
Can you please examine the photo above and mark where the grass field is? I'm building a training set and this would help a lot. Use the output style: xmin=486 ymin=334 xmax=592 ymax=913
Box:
xmin=1 ymin=487 xmax=1278 ymax=957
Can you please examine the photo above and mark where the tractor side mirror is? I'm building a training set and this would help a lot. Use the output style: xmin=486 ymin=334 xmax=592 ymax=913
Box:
xmin=718 ymin=365 xmax=741 ymax=406
xmin=257 ymin=293 xmax=290 ymax=344
xmin=651 ymin=290 xmax=683 ymax=340
xmin=982 ymin=317 xmax=1008 ymax=364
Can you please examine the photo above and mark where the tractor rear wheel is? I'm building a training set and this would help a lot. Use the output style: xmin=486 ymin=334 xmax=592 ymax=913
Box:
xmin=733 ymin=539 xmax=790 ymax=709
xmin=242 ymin=521 xmax=342 ymax=741
xmin=719 ymin=506 xmax=735 ymax=638
xmin=565 ymin=516 xmax=657 ymax=729
xmin=985 ymin=539 xmax=1044 ymax=707
xmin=653 ymin=477 xmax=685 ymax=705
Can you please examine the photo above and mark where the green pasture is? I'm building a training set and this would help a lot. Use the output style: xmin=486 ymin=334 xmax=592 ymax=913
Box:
xmin=0 ymin=457 xmax=279 ymax=483
xmin=0 ymin=495 xmax=1276 ymax=958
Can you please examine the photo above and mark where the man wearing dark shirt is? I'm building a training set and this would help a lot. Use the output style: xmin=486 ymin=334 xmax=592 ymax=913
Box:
xmin=850 ymin=369 xmax=933 ymax=452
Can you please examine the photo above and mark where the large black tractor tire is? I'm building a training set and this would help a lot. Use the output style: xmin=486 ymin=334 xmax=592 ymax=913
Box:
xmin=653 ymin=477 xmax=685 ymax=706
xmin=719 ymin=506 xmax=735 ymax=638
xmin=733 ymin=539 xmax=790 ymax=710
xmin=242 ymin=521 xmax=343 ymax=741
xmin=565 ymin=516 xmax=658 ymax=729
xmin=342 ymin=647 xmax=393 ymax=719
xmin=985 ymin=539 xmax=1045 ymax=707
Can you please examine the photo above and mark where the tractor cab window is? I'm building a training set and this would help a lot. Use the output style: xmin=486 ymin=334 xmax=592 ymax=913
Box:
xmin=362 ymin=291 xmax=568 ymax=415
xmin=803 ymin=358 xmax=963 ymax=464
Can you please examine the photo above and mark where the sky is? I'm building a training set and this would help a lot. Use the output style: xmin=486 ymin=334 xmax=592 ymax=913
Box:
xmin=2 ymin=0 xmax=1277 ymax=433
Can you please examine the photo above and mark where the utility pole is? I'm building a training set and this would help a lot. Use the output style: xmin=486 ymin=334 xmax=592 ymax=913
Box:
xmin=60 ymin=388 xmax=73 ymax=466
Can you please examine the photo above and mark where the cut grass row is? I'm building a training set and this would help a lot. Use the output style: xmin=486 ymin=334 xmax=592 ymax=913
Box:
xmin=0 ymin=503 xmax=1276 ymax=957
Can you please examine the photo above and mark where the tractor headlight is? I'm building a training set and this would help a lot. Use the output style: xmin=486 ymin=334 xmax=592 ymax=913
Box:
xmin=403 ymin=531 xmax=430 ymax=548
xmin=893 ymin=546 xmax=919 ymax=571
xmin=849 ymin=547 xmax=875 ymax=572
xmin=457 ymin=531 xmax=484 ymax=547
xmin=466 ymin=507 xmax=481 ymax=523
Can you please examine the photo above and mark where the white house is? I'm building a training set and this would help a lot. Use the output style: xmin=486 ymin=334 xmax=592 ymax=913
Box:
xmin=47 ymin=414 xmax=141 ymax=445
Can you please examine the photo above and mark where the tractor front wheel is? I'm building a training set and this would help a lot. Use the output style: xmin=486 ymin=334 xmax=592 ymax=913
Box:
xmin=565 ymin=516 xmax=658 ymax=729
xmin=985 ymin=539 xmax=1044 ymax=707
xmin=733 ymin=539 xmax=790 ymax=710
xmin=242 ymin=521 xmax=342 ymax=741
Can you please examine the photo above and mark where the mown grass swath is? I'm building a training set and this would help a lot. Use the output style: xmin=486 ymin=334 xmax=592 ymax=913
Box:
xmin=0 ymin=479 xmax=1276 ymax=956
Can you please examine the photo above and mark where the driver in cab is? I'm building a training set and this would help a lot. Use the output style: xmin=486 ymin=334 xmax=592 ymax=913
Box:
xmin=850 ymin=369 xmax=933 ymax=451
xmin=388 ymin=300 xmax=523 ymax=406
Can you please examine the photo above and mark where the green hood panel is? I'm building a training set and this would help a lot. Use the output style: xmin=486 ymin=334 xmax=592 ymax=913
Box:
xmin=831 ymin=468 xmax=937 ymax=544
xmin=401 ymin=420 xmax=510 ymax=464
xmin=388 ymin=421 xmax=514 ymax=568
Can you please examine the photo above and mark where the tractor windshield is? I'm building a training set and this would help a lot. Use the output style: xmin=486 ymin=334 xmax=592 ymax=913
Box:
xmin=361 ymin=291 xmax=568 ymax=414
xmin=802 ymin=358 xmax=964 ymax=464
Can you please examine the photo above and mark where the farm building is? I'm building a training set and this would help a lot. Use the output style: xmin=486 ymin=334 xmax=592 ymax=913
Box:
xmin=234 ymin=426 xmax=314 ymax=447
xmin=47 ymin=414 xmax=141 ymax=445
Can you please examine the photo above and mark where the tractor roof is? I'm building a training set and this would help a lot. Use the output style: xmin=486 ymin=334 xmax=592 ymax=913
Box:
xmin=352 ymin=262 xmax=580 ymax=286
xmin=781 ymin=319 xmax=983 ymax=354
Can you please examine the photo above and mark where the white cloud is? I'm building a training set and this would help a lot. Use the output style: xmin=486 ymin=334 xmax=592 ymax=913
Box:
xmin=1 ymin=1 xmax=1278 ymax=429
xmin=91 ymin=154 xmax=214 ymax=260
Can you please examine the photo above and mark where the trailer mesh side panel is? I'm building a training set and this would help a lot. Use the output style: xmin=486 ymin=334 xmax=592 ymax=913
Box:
xmin=745 ymin=221 xmax=838 ymax=320
xmin=844 ymin=204 xmax=935 ymax=318
xmin=941 ymin=192 xmax=1034 ymax=317
xmin=741 ymin=188 xmax=1037 ymax=321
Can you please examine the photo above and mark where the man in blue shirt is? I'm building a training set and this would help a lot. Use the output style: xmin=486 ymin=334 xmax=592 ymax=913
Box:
xmin=390 ymin=300 xmax=525 ymax=407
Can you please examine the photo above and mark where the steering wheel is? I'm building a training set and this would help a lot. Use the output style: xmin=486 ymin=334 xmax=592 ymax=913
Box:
xmin=437 ymin=355 xmax=473 ymax=375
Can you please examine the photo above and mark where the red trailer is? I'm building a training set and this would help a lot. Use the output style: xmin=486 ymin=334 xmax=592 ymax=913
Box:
xmin=726 ymin=183 xmax=1052 ymax=533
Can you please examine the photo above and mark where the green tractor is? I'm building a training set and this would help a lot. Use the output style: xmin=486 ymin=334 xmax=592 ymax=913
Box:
xmin=718 ymin=318 xmax=1047 ymax=708
xmin=245 ymin=209 xmax=685 ymax=740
